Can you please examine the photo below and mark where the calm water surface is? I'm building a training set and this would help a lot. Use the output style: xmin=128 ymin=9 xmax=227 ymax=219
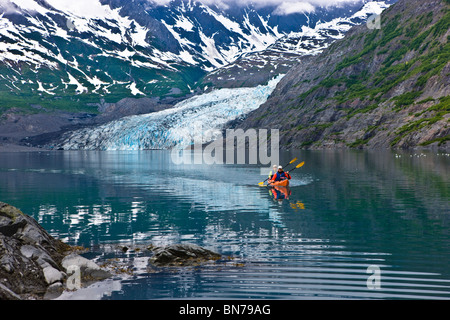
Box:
xmin=1 ymin=150 xmax=449 ymax=299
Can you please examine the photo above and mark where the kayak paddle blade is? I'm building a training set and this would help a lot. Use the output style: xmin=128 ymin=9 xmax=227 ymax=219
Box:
xmin=296 ymin=161 xmax=305 ymax=168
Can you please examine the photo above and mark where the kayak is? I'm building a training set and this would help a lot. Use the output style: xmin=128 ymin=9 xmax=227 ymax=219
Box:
xmin=269 ymin=179 xmax=289 ymax=187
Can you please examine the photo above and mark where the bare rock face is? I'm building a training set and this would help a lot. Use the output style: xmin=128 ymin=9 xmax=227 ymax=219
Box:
xmin=237 ymin=0 xmax=450 ymax=150
xmin=149 ymin=244 xmax=221 ymax=267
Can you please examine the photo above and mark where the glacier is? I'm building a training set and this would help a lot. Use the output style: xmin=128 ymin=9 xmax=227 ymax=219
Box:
xmin=57 ymin=75 xmax=284 ymax=150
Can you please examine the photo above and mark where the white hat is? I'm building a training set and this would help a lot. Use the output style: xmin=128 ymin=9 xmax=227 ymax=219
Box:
xmin=278 ymin=166 xmax=283 ymax=169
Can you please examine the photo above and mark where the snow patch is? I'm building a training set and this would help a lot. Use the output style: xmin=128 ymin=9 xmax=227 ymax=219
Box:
xmin=45 ymin=0 xmax=113 ymax=19
xmin=10 ymin=0 xmax=48 ymax=15
xmin=36 ymin=81 xmax=55 ymax=95
xmin=174 ymin=16 xmax=195 ymax=31
xmin=65 ymin=72 xmax=88 ymax=94
xmin=127 ymin=82 xmax=145 ymax=96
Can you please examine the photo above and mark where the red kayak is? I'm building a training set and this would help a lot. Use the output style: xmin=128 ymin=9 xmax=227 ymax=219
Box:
xmin=269 ymin=179 xmax=289 ymax=187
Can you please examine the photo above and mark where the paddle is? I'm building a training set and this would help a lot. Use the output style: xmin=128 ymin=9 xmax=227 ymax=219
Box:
xmin=258 ymin=157 xmax=298 ymax=186
xmin=266 ymin=161 xmax=305 ymax=187
xmin=288 ymin=161 xmax=305 ymax=173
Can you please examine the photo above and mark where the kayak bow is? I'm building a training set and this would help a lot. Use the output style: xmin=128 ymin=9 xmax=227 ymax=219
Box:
xmin=268 ymin=179 xmax=289 ymax=187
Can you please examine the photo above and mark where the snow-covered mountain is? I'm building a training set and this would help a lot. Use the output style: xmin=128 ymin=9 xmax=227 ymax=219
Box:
xmin=51 ymin=0 xmax=393 ymax=152
xmin=200 ymin=0 xmax=391 ymax=88
xmin=0 ymin=0 xmax=394 ymax=110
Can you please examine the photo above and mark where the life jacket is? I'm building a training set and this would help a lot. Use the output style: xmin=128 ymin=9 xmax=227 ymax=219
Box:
xmin=272 ymin=171 xmax=291 ymax=182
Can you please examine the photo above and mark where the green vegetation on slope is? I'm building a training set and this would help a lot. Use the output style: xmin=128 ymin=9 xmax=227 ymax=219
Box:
xmin=0 ymin=52 xmax=206 ymax=114
xmin=288 ymin=2 xmax=449 ymax=148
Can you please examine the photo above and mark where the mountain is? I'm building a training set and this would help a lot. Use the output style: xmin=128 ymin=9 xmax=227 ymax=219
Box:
xmin=0 ymin=0 xmax=393 ymax=114
xmin=200 ymin=0 xmax=392 ymax=89
xmin=47 ymin=0 xmax=396 ymax=152
xmin=0 ymin=0 xmax=397 ymax=149
xmin=237 ymin=0 xmax=450 ymax=149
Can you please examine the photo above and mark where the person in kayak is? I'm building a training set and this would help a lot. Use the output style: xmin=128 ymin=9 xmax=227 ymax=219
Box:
xmin=268 ymin=164 xmax=278 ymax=180
xmin=269 ymin=166 xmax=291 ymax=183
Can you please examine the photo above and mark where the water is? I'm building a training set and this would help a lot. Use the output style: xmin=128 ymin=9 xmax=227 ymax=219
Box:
xmin=1 ymin=149 xmax=449 ymax=300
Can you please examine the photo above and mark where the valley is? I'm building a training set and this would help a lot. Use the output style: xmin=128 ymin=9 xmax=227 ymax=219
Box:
xmin=1 ymin=0 xmax=448 ymax=150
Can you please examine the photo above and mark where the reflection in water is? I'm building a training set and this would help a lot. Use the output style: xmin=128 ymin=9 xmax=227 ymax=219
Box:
xmin=0 ymin=150 xmax=449 ymax=299
xmin=270 ymin=186 xmax=291 ymax=201
xmin=290 ymin=201 xmax=306 ymax=210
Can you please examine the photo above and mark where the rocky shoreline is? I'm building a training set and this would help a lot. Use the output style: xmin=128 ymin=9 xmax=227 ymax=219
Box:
xmin=0 ymin=202 xmax=112 ymax=299
xmin=0 ymin=202 xmax=224 ymax=300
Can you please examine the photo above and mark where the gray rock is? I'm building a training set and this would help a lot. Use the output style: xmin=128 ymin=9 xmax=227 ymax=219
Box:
xmin=62 ymin=253 xmax=111 ymax=282
xmin=42 ymin=266 xmax=65 ymax=285
xmin=44 ymin=282 xmax=64 ymax=300
xmin=149 ymin=243 xmax=221 ymax=267
xmin=0 ymin=202 xmax=109 ymax=299
xmin=0 ymin=202 xmax=71 ymax=299
xmin=0 ymin=283 xmax=22 ymax=300
xmin=62 ymin=253 xmax=100 ymax=272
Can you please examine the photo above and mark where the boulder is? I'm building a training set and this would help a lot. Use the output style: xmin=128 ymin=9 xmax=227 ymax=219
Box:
xmin=0 ymin=202 xmax=72 ymax=299
xmin=62 ymin=253 xmax=111 ymax=283
xmin=149 ymin=243 xmax=221 ymax=267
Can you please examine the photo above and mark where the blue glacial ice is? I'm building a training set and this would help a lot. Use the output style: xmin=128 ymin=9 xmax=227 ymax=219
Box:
xmin=59 ymin=75 xmax=284 ymax=150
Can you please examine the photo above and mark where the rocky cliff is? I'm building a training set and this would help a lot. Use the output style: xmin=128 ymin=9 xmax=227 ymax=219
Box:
xmin=238 ymin=0 xmax=450 ymax=150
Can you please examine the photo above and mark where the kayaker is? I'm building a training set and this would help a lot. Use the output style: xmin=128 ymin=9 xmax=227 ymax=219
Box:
xmin=268 ymin=164 xmax=278 ymax=180
xmin=270 ymin=166 xmax=291 ymax=183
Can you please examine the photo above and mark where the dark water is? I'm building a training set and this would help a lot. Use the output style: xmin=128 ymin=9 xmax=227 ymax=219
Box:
xmin=1 ymin=150 xmax=449 ymax=299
